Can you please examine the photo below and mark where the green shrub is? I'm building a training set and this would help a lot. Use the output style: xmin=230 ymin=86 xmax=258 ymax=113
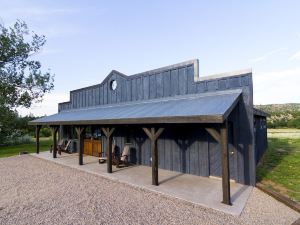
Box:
xmin=40 ymin=127 xmax=52 ymax=137
xmin=3 ymin=134 xmax=32 ymax=146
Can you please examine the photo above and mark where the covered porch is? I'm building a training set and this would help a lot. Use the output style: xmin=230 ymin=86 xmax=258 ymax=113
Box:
xmin=33 ymin=151 xmax=252 ymax=215
xmin=30 ymin=89 xmax=243 ymax=207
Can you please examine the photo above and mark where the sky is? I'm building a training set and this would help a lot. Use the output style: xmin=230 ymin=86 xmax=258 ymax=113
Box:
xmin=1 ymin=0 xmax=300 ymax=116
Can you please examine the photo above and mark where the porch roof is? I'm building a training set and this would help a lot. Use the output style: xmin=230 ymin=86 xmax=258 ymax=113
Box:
xmin=29 ymin=89 xmax=242 ymax=125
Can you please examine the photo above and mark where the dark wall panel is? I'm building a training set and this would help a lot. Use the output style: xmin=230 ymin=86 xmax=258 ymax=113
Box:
xmin=163 ymin=71 xmax=171 ymax=97
xmin=170 ymin=69 xmax=179 ymax=96
xmin=143 ymin=76 xmax=149 ymax=100
xmin=156 ymin=73 xmax=163 ymax=98
xmin=198 ymin=131 xmax=209 ymax=176
xmin=126 ymin=80 xmax=131 ymax=102
xmin=208 ymin=136 xmax=221 ymax=177
xmin=149 ymin=75 xmax=156 ymax=99
xmin=178 ymin=67 xmax=187 ymax=95
xmin=187 ymin=65 xmax=196 ymax=94
xmin=131 ymin=78 xmax=137 ymax=101
xmin=136 ymin=77 xmax=143 ymax=100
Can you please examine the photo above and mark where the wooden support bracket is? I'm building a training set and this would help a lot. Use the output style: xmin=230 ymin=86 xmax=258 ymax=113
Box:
xmin=101 ymin=127 xmax=115 ymax=138
xmin=101 ymin=127 xmax=115 ymax=173
xmin=205 ymin=127 xmax=221 ymax=143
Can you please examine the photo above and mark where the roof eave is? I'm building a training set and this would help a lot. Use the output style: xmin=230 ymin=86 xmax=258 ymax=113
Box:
xmin=28 ymin=115 xmax=224 ymax=126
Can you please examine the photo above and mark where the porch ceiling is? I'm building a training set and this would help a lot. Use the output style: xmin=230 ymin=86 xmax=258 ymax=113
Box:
xmin=29 ymin=89 xmax=242 ymax=126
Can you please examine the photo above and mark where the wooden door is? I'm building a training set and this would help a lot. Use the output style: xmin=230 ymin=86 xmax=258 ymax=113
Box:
xmin=84 ymin=139 xmax=92 ymax=155
xmin=92 ymin=140 xmax=102 ymax=156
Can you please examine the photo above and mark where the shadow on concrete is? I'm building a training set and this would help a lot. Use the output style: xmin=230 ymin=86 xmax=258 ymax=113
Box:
xmin=231 ymin=185 xmax=249 ymax=202
xmin=159 ymin=173 xmax=184 ymax=185
xmin=113 ymin=164 xmax=138 ymax=172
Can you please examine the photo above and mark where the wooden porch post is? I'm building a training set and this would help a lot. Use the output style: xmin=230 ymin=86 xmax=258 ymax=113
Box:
xmin=206 ymin=124 xmax=231 ymax=205
xmin=220 ymin=121 xmax=231 ymax=205
xmin=51 ymin=126 xmax=59 ymax=158
xmin=143 ymin=127 xmax=164 ymax=186
xmin=75 ymin=126 xmax=85 ymax=165
xmin=101 ymin=127 xmax=115 ymax=173
xmin=36 ymin=125 xmax=41 ymax=154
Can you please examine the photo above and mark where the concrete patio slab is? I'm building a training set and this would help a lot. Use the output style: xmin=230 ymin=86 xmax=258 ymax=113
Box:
xmin=33 ymin=151 xmax=252 ymax=216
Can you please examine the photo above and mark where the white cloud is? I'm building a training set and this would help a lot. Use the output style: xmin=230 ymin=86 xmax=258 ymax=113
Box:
xmin=289 ymin=50 xmax=300 ymax=61
xmin=17 ymin=93 xmax=69 ymax=116
xmin=36 ymin=25 xmax=82 ymax=38
xmin=253 ymin=67 xmax=300 ymax=104
xmin=250 ymin=48 xmax=287 ymax=63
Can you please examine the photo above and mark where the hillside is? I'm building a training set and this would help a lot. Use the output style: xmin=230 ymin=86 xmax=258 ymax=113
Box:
xmin=255 ymin=103 xmax=300 ymax=128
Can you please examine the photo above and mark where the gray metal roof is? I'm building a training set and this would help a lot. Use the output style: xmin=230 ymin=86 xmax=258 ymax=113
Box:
xmin=29 ymin=89 xmax=242 ymax=125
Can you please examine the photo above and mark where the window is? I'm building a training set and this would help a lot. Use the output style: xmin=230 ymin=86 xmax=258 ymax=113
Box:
xmin=110 ymin=80 xmax=117 ymax=91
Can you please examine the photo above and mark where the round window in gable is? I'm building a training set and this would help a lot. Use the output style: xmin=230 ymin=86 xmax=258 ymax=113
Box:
xmin=110 ymin=80 xmax=117 ymax=91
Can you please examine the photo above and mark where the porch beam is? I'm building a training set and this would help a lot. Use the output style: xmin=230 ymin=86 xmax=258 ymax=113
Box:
xmin=51 ymin=126 xmax=59 ymax=158
xmin=36 ymin=125 xmax=42 ymax=154
xmin=205 ymin=127 xmax=221 ymax=143
xmin=143 ymin=127 xmax=164 ymax=186
xmin=75 ymin=126 xmax=86 ymax=165
xmin=220 ymin=121 xmax=231 ymax=205
xmin=101 ymin=127 xmax=115 ymax=173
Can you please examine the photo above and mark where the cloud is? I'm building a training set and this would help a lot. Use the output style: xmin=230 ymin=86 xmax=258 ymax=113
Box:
xmin=289 ymin=50 xmax=300 ymax=61
xmin=253 ymin=67 xmax=300 ymax=104
xmin=17 ymin=93 xmax=69 ymax=116
xmin=250 ymin=48 xmax=287 ymax=63
xmin=36 ymin=25 xmax=83 ymax=38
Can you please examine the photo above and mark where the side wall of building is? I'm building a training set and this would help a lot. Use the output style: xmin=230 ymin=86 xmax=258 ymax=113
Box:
xmin=254 ymin=115 xmax=268 ymax=164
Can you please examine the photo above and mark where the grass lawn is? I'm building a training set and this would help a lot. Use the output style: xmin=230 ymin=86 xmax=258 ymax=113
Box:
xmin=257 ymin=132 xmax=300 ymax=203
xmin=0 ymin=137 xmax=52 ymax=158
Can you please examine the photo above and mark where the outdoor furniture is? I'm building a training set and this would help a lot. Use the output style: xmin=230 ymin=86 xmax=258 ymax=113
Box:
xmin=98 ymin=149 xmax=106 ymax=164
xmin=57 ymin=139 xmax=65 ymax=154
xmin=113 ymin=144 xmax=131 ymax=168
xmin=58 ymin=139 xmax=71 ymax=154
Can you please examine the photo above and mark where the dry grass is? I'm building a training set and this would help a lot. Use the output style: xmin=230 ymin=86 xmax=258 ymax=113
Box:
xmin=268 ymin=128 xmax=300 ymax=139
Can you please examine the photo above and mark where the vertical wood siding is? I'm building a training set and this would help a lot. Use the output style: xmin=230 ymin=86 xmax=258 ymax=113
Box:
xmin=57 ymin=62 xmax=255 ymax=185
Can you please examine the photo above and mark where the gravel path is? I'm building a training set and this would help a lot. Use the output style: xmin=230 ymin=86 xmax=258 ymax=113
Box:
xmin=0 ymin=156 xmax=299 ymax=225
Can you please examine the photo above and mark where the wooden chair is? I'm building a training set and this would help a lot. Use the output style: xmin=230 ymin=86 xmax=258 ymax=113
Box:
xmin=113 ymin=144 xmax=130 ymax=168
xmin=57 ymin=139 xmax=65 ymax=155
xmin=63 ymin=140 xmax=71 ymax=152
xmin=58 ymin=139 xmax=71 ymax=154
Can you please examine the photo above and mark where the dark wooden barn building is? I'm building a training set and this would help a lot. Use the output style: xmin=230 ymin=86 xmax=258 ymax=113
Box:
xmin=30 ymin=59 xmax=268 ymax=205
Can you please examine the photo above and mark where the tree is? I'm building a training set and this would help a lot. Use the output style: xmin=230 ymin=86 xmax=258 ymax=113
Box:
xmin=0 ymin=20 xmax=54 ymax=108
xmin=0 ymin=106 xmax=19 ymax=144
xmin=0 ymin=20 xmax=54 ymax=144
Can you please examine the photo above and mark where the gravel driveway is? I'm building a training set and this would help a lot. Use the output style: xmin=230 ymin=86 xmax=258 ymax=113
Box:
xmin=0 ymin=155 xmax=299 ymax=225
